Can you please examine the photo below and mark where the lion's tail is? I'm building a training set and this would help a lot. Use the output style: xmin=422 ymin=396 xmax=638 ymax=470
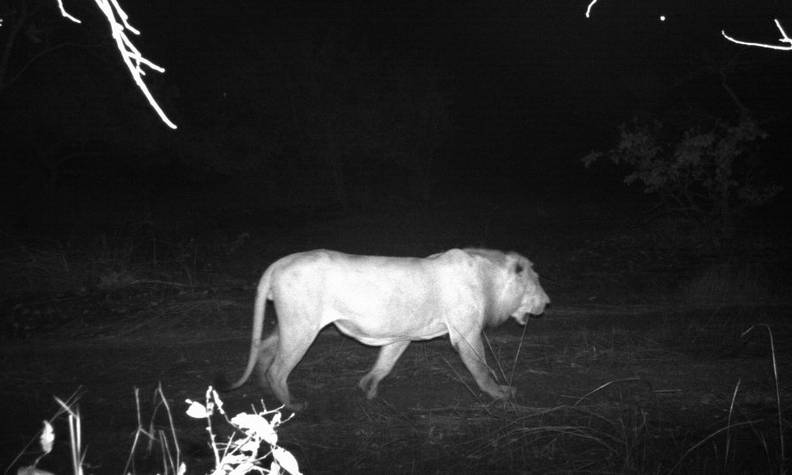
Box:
xmin=218 ymin=264 xmax=274 ymax=391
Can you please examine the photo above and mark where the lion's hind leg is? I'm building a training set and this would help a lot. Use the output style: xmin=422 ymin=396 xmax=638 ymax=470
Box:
xmin=266 ymin=324 xmax=320 ymax=410
xmin=359 ymin=340 xmax=410 ymax=399
xmin=254 ymin=331 xmax=279 ymax=389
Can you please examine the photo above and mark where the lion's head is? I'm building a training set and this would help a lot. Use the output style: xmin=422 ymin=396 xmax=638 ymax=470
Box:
xmin=508 ymin=253 xmax=550 ymax=324
xmin=464 ymin=248 xmax=550 ymax=325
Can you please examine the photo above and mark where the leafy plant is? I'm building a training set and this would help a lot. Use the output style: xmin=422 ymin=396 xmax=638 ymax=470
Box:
xmin=11 ymin=387 xmax=299 ymax=475
xmin=186 ymin=387 xmax=301 ymax=475
xmin=583 ymin=115 xmax=782 ymax=244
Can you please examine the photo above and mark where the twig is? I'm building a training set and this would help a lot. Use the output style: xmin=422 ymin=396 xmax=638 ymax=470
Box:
xmin=669 ymin=420 xmax=761 ymax=474
xmin=482 ymin=332 xmax=508 ymax=383
xmin=129 ymin=279 xmax=196 ymax=288
xmin=509 ymin=320 xmax=531 ymax=386
xmin=722 ymin=20 xmax=792 ymax=51
xmin=123 ymin=387 xmax=146 ymax=474
xmin=573 ymin=378 xmax=653 ymax=406
xmin=741 ymin=324 xmax=784 ymax=466
xmin=439 ymin=354 xmax=479 ymax=402
xmin=156 ymin=383 xmax=182 ymax=473
xmin=724 ymin=378 xmax=741 ymax=471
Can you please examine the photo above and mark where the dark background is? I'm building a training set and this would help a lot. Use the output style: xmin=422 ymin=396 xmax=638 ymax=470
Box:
xmin=2 ymin=0 xmax=791 ymax=236
xmin=3 ymin=2 xmax=792 ymax=473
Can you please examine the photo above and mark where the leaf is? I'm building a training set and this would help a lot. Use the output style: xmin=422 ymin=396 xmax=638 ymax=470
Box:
xmin=270 ymin=411 xmax=282 ymax=427
xmin=40 ymin=421 xmax=54 ymax=454
xmin=219 ymin=454 xmax=249 ymax=465
xmin=238 ymin=438 xmax=262 ymax=454
xmin=185 ymin=400 xmax=210 ymax=419
xmin=227 ymin=461 xmax=258 ymax=475
xmin=16 ymin=466 xmax=55 ymax=475
xmin=580 ymin=151 xmax=602 ymax=168
xmin=231 ymin=413 xmax=278 ymax=445
xmin=271 ymin=447 xmax=302 ymax=475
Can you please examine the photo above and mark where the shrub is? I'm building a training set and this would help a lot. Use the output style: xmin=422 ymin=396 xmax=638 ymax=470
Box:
xmin=583 ymin=115 xmax=782 ymax=246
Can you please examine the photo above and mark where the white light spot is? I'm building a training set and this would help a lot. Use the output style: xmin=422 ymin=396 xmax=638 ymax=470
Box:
xmin=659 ymin=15 xmax=666 ymax=22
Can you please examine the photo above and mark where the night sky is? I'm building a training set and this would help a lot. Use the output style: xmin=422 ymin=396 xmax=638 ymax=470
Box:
xmin=1 ymin=0 xmax=791 ymax=228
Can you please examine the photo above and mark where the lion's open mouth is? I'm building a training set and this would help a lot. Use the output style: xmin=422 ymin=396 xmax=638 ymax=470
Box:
xmin=527 ymin=309 xmax=546 ymax=319
xmin=524 ymin=303 xmax=548 ymax=321
xmin=513 ymin=305 xmax=546 ymax=324
xmin=513 ymin=311 xmax=535 ymax=324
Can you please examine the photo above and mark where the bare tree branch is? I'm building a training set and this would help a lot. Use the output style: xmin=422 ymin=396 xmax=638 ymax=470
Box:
xmin=56 ymin=0 xmax=178 ymax=129
xmin=585 ymin=0 xmax=597 ymax=18
xmin=722 ymin=19 xmax=792 ymax=51
xmin=586 ymin=0 xmax=792 ymax=53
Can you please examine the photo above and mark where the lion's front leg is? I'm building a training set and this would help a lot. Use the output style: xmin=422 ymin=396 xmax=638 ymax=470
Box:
xmin=453 ymin=332 xmax=516 ymax=401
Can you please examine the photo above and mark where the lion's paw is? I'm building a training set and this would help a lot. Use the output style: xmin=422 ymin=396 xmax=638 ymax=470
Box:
xmin=491 ymin=384 xmax=517 ymax=401
xmin=285 ymin=400 xmax=308 ymax=412
xmin=358 ymin=374 xmax=379 ymax=399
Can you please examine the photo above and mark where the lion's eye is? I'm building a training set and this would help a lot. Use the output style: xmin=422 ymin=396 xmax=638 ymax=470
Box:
xmin=515 ymin=264 xmax=524 ymax=274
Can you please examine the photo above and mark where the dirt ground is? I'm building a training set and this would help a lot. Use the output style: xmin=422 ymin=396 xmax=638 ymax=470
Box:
xmin=2 ymin=204 xmax=791 ymax=473
xmin=3 ymin=297 xmax=790 ymax=473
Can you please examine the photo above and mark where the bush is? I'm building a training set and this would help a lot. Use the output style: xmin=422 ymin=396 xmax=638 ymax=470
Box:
xmin=583 ymin=115 xmax=782 ymax=246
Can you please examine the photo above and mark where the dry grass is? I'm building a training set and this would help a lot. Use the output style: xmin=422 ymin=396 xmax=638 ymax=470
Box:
xmin=0 ymin=234 xmax=209 ymax=297
xmin=3 ymin=306 xmax=788 ymax=473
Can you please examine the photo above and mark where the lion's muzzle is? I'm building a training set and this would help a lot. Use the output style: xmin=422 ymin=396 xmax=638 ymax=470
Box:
xmin=514 ymin=290 xmax=550 ymax=324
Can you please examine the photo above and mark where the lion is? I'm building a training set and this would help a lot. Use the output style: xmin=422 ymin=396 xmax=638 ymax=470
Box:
xmin=221 ymin=248 xmax=549 ymax=410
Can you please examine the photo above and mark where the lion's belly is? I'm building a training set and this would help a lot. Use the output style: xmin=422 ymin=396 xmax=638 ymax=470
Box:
xmin=332 ymin=316 xmax=448 ymax=346
xmin=315 ymin=266 xmax=451 ymax=346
